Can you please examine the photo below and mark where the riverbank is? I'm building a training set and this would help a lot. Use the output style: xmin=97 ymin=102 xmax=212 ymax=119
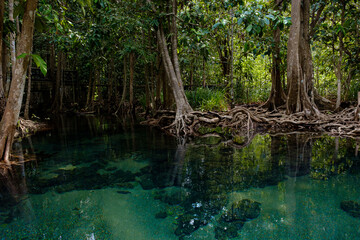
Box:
xmin=141 ymin=105 xmax=360 ymax=142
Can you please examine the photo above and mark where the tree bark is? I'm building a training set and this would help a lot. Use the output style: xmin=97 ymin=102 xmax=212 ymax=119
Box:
xmin=263 ymin=0 xmax=286 ymax=110
xmin=86 ymin=69 xmax=92 ymax=107
xmin=0 ymin=0 xmax=38 ymax=164
xmin=144 ymin=63 xmax=151 ymax=114
xmin=9 ymin=0 xmax=16 ymax=86
xmin=51 ymin=51 xmax=64 ymax=112
xmin=217 ymin=37 xmax=231 ymax=77
xmin=129 ymin=52 xmax=135 ymax=112
xmin=1 ymin=43 xmax=7 ymax=94
xmin=147 ymin=0 xmax=192 ymax=134
xmin=0 ymin=0 xmax=5 ymax=117
xmin=202 ymin=58 xmax=206 ymax=88
xmin=24 ymin=57 xmax=32 ymax=120
xmin=171 ymin=0 xmax=181 ymax=82
xmin=156 ymin=56 xmax=162 ymax=109
xmin=107 ymin=58 xmax=114 ymax=103
xmin=229 ymin=9 xmax=234 ymax=108
xmin=157 ymin=23 xmax=193 ymax=118
xmin=115 ymin=55 xmax=127 ymax=114
xmin=91 ymin=67 xmax=99 ymax=106
xmin=189 ymin=59 xmax=193 ymax=90
xmin=286 ymin=0 xmax=320 ymax=117
xmin=335 ymin=1 xmax=345 ymax=110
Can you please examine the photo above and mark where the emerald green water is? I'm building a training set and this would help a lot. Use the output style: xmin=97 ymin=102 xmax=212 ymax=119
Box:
xmin=0 ymin=116 xmax=359 ymax=239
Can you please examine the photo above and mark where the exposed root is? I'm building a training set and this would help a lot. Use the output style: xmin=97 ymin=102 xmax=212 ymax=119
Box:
xmin=15 ymin=118 xmax=51 ymax=139
xmin=141 ymin=105 xmax=360 ymax=139
xmin=114 ymin=102 xmax=133 ymax=116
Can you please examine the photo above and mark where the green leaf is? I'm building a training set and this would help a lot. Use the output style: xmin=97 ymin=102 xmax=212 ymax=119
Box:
xmin=31 ymin=54 xmax=47 ymax=76
xmin=17 ymin=53 xmax=28 ymax=59
xmin=212 ymin=22 xmax=222 ymax=30
xmin=246 ymin=24 xmax=253 ymax=33
xmin=266 ymin=14 xmax=275 ymax=20
xmin=237 ymin=17 xmax=244 ymax=25
xmin=264 ymin=18 xmax=270 ymax=25
xmin=284 ymin=17 xmax=292 ymax=25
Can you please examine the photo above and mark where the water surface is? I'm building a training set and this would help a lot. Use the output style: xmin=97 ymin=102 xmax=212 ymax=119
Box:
xmin=0 ymin=116 xmax=359 ymax=239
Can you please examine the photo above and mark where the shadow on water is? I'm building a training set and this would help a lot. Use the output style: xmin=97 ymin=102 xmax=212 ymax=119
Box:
xmin=0 ymin=115 xmax=359 ymax=239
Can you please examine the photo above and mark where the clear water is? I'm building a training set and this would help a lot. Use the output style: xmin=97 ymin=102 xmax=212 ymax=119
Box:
xmin=0 ymin=116 xmax=359 ymax=240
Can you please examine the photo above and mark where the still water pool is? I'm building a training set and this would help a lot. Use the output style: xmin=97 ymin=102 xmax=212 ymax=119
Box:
xmin=0 ymin=116 xmax=359 ymax=239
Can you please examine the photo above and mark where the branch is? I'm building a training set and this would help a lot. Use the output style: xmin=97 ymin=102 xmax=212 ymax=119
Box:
xmin=310 ymin=3 xmax=326 ymax=37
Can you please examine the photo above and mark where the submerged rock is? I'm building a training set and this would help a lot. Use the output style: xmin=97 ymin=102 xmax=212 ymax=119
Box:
xmin=115 ymin=182 xmax=134 ymax=189
xmin=175 ymin=212 xmax=208 ymax=236
xmin=222 ymin=199 xmax=261 ymax=222
xmin=55 ymin=184 xmax=76 ymax=193
xmin=155 ymin=190 xmax=183 ymax=205
xmin=111 ymin=170 xmax=135 ymax=183
xmin=117 ymin=190 xmax=131 ymax=194
xmin=215 ymin=221 xmax=243 ymax=240
xmin=105 ymin=166 xmax=117 ymax=171
xmin=340 ymin=201 xmax=360 ymax=218
xmin=155 ymin=211 xmax=167 ymax=219
xmin=139 ymin=174 xmax=155 ymax=190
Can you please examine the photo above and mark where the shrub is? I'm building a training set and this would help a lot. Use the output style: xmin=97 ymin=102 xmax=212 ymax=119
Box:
xmin=186 ymin=88 xmax=228 ymax=111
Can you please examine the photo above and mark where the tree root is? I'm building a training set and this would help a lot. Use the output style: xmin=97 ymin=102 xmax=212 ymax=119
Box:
xmin=15 ymin=118 xmax=51 ymax=139
xmin=141 ymin=105 xmax=360 ymax=139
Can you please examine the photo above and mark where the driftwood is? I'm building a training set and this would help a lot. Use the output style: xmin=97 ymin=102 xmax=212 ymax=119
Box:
xmin=141 ymin=105 xmax=360 ymax=139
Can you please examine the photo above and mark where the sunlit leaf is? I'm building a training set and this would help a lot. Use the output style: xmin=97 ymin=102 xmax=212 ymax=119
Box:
xmin=31 ymin=54 xmax=47 ymax=76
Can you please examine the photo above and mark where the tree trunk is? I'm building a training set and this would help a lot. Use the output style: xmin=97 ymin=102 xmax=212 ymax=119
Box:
xmin=0 ymin=0 xmax=5 ymax=117
xmin=51 ymin=51 xmax=64 ymax=112
xmin=229 ymin=9 xmax=234 ymax=108
xmin=162 ymin=67 xmax=168 ymax=108
xmin=286 ymin=0 xmax=320 ymax=117
xmin=217 ymin=37 xmax=231 ymax=78
xmin=202 ymin=58 xmax=206 ymax=88
xmin=0 ymin=0 xmax=38 ymax=164
xmin=48 ymin=44 xmax=56 ymax=84
xmin=115 ymin=55 xmax=127 ymax=114
xmin=86 ymin=69 xmax=92 ymax=107
xmin=149 ymin=62 xmax=156 ymax=110
xmin=91 ymin=67 xmax=99 ymax=106
xmin=171 ymin=0 xmax=181 ymax=82
xmin=107 ymin=58 xmax=114 ymax=103
xmin=1 ymin=43 xmax=7 ymax=94
xmin=144 ymin=63 xmax=151 ymax=114
xmin=263 ymin=0 xmax=286 ymax=110
xmin=129 ymin=52 xmax=135 ymax=111
xmin=156 ymin=57 xmax=163 ymax=109
xmin=158 ymin=23 xmax=192 ymax=117
xmin=147 ymin=0 xmax=193 ymax=134
xmin=189 ymin=59 xmax=193 ymax=90
xmin=60 ymin=53 xmax=65 ymax=111
xmin=335 ymin=1 xmax=345 ymax=110
xmin=9 ymin=0 xmax=16 ymax=85
xmin=24 ymin=57 xmax=32 ymax=120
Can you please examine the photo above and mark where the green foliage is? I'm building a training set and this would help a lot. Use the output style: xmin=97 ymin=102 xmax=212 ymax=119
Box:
xmin=31 ymin=54 xmax=47 ymax=76
xmin=186 ymin=88 xmax=228 ymax=111
xmin=17 ymin=53 xmax=47 ymax=76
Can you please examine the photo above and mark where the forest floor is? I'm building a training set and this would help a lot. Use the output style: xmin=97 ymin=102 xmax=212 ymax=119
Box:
xmin=142 ymin=105 xmax=360 ymax=146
